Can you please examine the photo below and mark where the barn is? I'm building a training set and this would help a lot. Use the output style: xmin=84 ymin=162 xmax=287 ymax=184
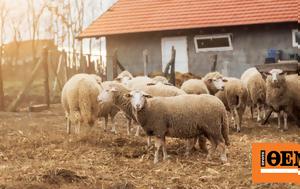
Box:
xmin=79 ymin=0 xmax=299 ymax=79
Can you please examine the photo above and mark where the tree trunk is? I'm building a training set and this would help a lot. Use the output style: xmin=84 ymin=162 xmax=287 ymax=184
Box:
xmin=0 ymin=45 xmax=4 ymax=110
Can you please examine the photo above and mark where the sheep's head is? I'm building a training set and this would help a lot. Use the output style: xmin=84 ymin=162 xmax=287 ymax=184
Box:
xmin=265 ymin=69 xmax=286 ymax=86
xmin=206 ymin=77 xmax=228 ymax=93
xmin=115 ymin=76 xmax=132 ymax=85
xmin=97 ymin=87 xmax=116 ymax=104
xmin=124 ymin=90 xmax=152 ymax=111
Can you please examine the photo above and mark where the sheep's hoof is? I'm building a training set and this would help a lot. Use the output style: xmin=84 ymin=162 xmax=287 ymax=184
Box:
xmin=163 ymin=155 xmax=171 ymax=161
xmin=283 ymin=128 xmax=288 ymax=132
xmin=220 ymin=154 xmax=228 ymax=163
xmin=111 ymin=129 xmax=117 ymax=134
xmin=206 ymin=154 xmax=213 ymax=161
xmin=184 ymin=151 xmax=190 ymax=157
xmin=154 ymin=158 xmax=159 ymax=164
xmin=236 ymin=128 xmax=241 ymax=133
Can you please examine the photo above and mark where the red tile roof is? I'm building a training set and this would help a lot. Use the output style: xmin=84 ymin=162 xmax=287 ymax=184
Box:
xmin=79 ymin=0 xmax=298 ymax=38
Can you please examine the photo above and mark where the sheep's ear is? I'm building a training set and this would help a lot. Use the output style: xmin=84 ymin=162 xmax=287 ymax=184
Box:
xmin=147 ymin=82 xmax=156 ymax=86
xmin=143 ymin=94 xmax=152 ymax=98
xmin=261 ymin=72 xmax=268 ymax=80
xmin=279 ymin=71 xmax=286 ymax=75
xmin=164 ymin=82 xmax=173 ymax=86
xmin=123 ymin=93 xmax=132 ymax=98
xmin=222 ymin=78 xmax=228 ymax=82
xmin=114 ymin=77 xmax=121 ymax=82
xmin=142 ymin=92 xmax=152 ymax=98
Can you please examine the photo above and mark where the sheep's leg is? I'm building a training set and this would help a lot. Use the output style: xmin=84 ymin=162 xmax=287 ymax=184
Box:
xmin=75 ymin=121 xmax=81 ymax=134
xmin=154 ymin=137 xmax=162 ymax=164
xmin=66 ymin=117 xmax=71 ymax=134
xmin=161 ymin=137 xmax=169 ymax=161
xmin=104 ymin=116 xmax=108 ymax=132
xmin=250 ymin=106 xmax=254 ymax=119
xmin=147 ymin=136 xmax=151 ymax=147
xmin=238 ymin=109 xmax=243 ymax=132
xmin=218 ymin=143 xmax=227 ymax=163
xmin=283 ymin=112 xmax=288 ymax=131
xmin=263 ymin=105 xmax=266 ymax=119
xmin=110 ymin=116 xmax=117 ymax=134
xmin=207 ymin=137 xmax=217 ymax=161
xmin=229 ymin=108 xmax=235 ymax=128
xmin=277 ymin=111 xmax=281 ymax=129
xmin=135 ymin=125 xmax=141 ymax=137
xmin=185 ymin=139 xmax=195 ymax=156
xmin=127 ymin=119 xmax=132 ymax=135
xmin=257 ymin=104 xmax=261 ymax=122
xmin=198 ymin=136 xmax=208 ymax=154
xmin=233 ymin=107 xmax=240 ymax=132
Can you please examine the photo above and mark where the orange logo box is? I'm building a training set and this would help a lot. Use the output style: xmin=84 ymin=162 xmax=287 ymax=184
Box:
xmin=252 ymin=143 xmax=300 ymax=184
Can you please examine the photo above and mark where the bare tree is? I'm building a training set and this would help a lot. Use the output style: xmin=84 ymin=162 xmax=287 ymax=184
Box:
xmin=26 ymin=0 xmax=47 ymax=64
xmin=0 ymin=2 xmax=9 ymax=110
xmin=9 ymin=16 xmax=23 ymax=66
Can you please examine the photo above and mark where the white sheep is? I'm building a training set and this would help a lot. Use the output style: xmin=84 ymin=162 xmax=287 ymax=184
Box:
xmin=265 ymin=69 xmax=300 ymax=130
xmin=98 ymin=82 xmax=138 ymax=135
xmin=61 ymin=73 xmax=101 ymax=134
xmin=126 ymin=91 xmax=230 ymax=164
xmin=126 ymin=76 xmax=154 ymax=90
xmin=241 ymin=67 xmax=266 ymax=122
xmin=98 ymin=81 xmax=120 ymax=133
xmin=151 ymin=76 xmax=170 ymax=85
xmin=181 ymin=72 xmax=227 ymax=95
xmin=215 ymin=77 xmax=248 ymax=132
xmin=133 ymin=82 xmax=186 ymax=137
xmin=115 ymin=70 xmax=134 ymax=85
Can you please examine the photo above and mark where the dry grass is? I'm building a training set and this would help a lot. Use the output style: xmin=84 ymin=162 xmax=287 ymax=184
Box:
xmin=0 ymin=104 xmax=299 ymax=189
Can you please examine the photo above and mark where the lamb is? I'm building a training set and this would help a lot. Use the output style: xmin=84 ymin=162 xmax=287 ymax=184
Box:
xmin=126 ymin=76 xmax=154 ymax=90
xmin=115 ymin=70 xmax=134 ymax=85
xmin=97 ymin=82 xmax=138 ymax=135
xmin=126 ymin=91 xmax=230 ymax=163
xmin=181 ymin=72 xmax=227 ymax=95
xmin=215 ymin=77 xmax=248 ymax=132
xmin=141 ymin=82 xmax=186 ymax=97
xmin=61 ymin=73 xmax=101 ymax=134
xmin=265 ymin=69 xmax=300 ymax=130
xmin=98 ymin=81 xmax=120 ymax=133
xmin=241 ymin=67 xmax=266 ymax=122
xmin=151 ymin=76 xmax=170 ymax=85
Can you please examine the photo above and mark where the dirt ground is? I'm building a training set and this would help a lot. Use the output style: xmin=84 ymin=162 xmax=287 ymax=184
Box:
xmin=0 ymin=104 xmax=299 ymax=189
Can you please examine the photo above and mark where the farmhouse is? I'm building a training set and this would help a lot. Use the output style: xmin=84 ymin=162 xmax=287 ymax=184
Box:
xmin=79 ymin=0 xmax=299 ymax=79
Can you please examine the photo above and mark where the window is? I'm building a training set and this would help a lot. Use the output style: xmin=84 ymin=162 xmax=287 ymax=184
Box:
xmin=194 ymin=34 xmax=233 ymax=52
xmin=292 ymin=29 xmax=300 ymax=48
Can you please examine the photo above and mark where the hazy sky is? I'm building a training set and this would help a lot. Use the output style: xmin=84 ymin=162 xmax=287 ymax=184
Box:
xmin=2 ymin=0 xmax=117 ymax=44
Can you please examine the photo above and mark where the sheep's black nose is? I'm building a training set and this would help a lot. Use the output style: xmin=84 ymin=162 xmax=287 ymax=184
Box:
xmin=221 ymin=86 xmax=225 ymax=91
xmin=147 ymin=130 xmax=154 ymax=136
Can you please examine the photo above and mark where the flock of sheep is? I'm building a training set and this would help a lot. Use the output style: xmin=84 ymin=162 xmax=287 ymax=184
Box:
xmin=61 ymin=68 xmax=300 ymax=164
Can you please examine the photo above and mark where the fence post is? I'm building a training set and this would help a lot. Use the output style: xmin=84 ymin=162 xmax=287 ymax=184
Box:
xmin=143 ymin=49 xmax=149 ymax=76
xmin=164 ymin=46 xmax=176 ymax=85
xmin=0 ymin=45 xmax=4 ymax=110
xmin=210 ymin=54 xmax=218 ymax=72
xmin=112 ymin=49 xmax=118 ymax=79
xmin=43 ymin=47 xmax=50 ymax=108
